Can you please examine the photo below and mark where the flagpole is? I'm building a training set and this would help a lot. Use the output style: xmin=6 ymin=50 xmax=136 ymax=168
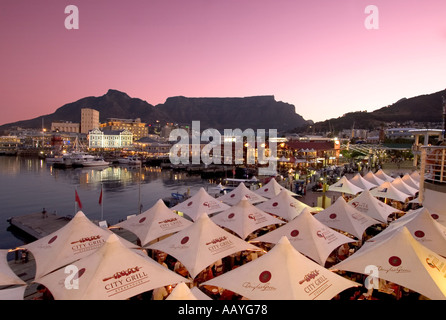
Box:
xmin=74 ymin=188 xmax=77 ymax=214
xmin=100 ymin=183 xmax=104 ymax=221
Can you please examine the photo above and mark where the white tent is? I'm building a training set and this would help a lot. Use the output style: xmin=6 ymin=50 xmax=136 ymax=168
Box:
xmin=23 ymin=211 xmax=141 ymax=279
xmin=256 ymin=189 xmax=311 ymax=221
xmin=391 ymin=176 xmax=419 ymax=196
xmin=328 ymin=176 xmax=364 ymax=195
xmin=35 ymin=234 xmax=188 ymax=300
xmin=148 ymin=213 xmax=261 ymax=278
xmin=171 ymin=187 xmax=231 ymax=221
xmin=113 ymin=199 xmax=193 ymax=246
xmin=211 ymin=197 xmax=284 ymax=239
xmin=369 ymin=181 xmax=411 ymax=202
xmin=374 ymin=169 xmax=394 ymax=182
xmin=349 ymin=173 xmax=377 ymax=191
xmin=314 ymin=197 xmax=381 ymax=239
xmin=332 ymin=227 xmax=446 ymax=300
xmin=362 ymin=171 xmax=385 ymax=187
xmin=0 ymin=250 xmax=26 ymax=286
xmin=364 ymin=207 xmax=446 ymax=257
xmin=166 ymin=282 xmax=212 ymax=300
xmin=401 ymin=173 xmax=420 ymax=189
xmin=254 ymin=178 xmax=297 ymax=199
xmin=410 ymin=171 xmax=421 ymax=182
xmin=202 ymin=237 xmax=359 ymax=300
xmin=252 ymin=208 xmax=355 ymax=265
xmin=218 ymin=182 xmax=268 ymax=206
xmin=348 ymin=190 xmax=402 ymax=223
xmin=0 ymin=286 xmax=26 ymax=300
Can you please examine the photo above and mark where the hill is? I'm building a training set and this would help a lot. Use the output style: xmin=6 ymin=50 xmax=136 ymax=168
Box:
xmin=0 ymin=90 xmax=308 ymax=133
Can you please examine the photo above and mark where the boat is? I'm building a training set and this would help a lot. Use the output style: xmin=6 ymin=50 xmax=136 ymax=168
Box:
xmin=82 ymin=157 xmax=110 ymax=167
xmin=117 ymin=156 xmax=142 ymax=166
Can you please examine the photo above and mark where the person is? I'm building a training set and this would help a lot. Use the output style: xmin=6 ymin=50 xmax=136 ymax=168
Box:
xmin=337 ymin=244 xmax=350 ymax=261
xmin=33 ymin=284 xmax=54 ymax=300
xmin=41 ymin=208 xmax=47 ymax=219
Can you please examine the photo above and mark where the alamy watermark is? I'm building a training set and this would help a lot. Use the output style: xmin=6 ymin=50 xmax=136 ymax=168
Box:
xmin=168 ymin=121 xmax=278 ymax=176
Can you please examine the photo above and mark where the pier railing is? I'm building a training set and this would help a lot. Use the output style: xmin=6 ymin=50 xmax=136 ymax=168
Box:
xmin=420 ymin=146 xmax=446 ymax=184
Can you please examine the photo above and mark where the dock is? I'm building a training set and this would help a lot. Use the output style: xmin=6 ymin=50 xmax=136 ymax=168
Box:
xmin=8 ymin=212 xmax=71 ymax=240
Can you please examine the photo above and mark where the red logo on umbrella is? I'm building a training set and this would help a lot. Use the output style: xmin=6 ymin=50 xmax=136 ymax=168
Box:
xmin=181 ymin=236 xmax=190 ymax=245
xmin=139 ymin=217 xmax=146 ymax=223
xmin=228 ymin=213 xmax=235 ymax=219
xmin=389 ymin=256 xmax=402 ymax=267
xmin=431 ymin=214 xmax=439 ymax=220
xmin=259 ymin=271 xmax=272 ymax=283
xmin=414 ymin=230 xmax=425 ymax=238
xmin=264 ymin=188 xmax=269 ymax=192
xmin=187 ymin=201 xmax=193 ymax=206
xmin=272 ymin=202 xmax=279 ymax=207
xmin=48 ymin=235 xmax=58 ymax=244
xmin=290 ymin=230 xmax=299 ymax=237
xmin=329 ymin=213 xmax=337 ymax=219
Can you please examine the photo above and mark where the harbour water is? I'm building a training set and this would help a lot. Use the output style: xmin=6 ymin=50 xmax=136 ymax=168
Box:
xmin=0 ymin=156 xmax=214 ymax=250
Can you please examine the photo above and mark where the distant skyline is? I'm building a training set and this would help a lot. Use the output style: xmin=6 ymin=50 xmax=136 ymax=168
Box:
xmin=1 ymin=0 xmax=446 ymax=126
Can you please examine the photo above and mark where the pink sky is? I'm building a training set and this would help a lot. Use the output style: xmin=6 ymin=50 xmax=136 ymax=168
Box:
xmin=1 ymin=0 xmax=445 ymax=126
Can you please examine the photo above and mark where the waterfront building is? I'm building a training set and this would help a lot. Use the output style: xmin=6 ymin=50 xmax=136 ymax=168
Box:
xmin=51 ymin=121 xmax=80 ymax=133
xmin=100 ymin=118 xmax=148 ymax=142
xmin=81 ymin=108 xmax=100 ymax=134
xmin=134 ymin=136 xmax=171 ymax=158
xmin=88 ymin=128 xmax=133 ymax=149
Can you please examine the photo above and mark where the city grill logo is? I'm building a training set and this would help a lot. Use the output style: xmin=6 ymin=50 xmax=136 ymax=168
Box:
xmin=70 ymin=235 xmax=105 ymax=254
xmin=102 ymin=266 xmax=143 ymax=282
xmin=169 ymin=121 xmax=278 ymax=176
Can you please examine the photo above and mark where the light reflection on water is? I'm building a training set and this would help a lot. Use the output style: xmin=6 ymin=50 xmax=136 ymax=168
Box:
xmin=0 ymin=157 xmax=216 ymax=249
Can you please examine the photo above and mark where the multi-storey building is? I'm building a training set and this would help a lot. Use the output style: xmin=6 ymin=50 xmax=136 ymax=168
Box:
xmin=100 ymin=118 xmax=148 ymax=142
xmin=88 ymin=129 xmax=133 ymax=149
xmin=81 ymin=108 xmax=100 ymax=134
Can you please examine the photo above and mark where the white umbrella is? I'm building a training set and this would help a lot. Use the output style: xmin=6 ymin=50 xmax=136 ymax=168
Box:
xmin=166 ymin=282 xmax=212 ymax=300
xmin=314 ymin=197 xmax=381 ymax=239
xmin=256 ymin=189 xmax=311 ymax=221
xmin=148 ymin=213 xmax=261 ymax=278
xmin=391 ymin=176 xmax=418 ymax=196
xmin=332 ymin=227 xmax=446 ymax=300
xmin=211 ymin=197 xmax=284 ymax=239
xmin=374 ymin=169 xmax=394 ymax=182
xmin=362 ymin=171 xmax=385 ymax=187
xmin=35 ymin=234 xmax=188 ymax=300
xmin=23 ymin=211 xmax=140 ymax=279
xmin=218 ymin=182 xmax=268 ymax=206
xmin=252 ymin=208 xmax=355 ymax=265
xmin=113 ymin=199 xmax=193 ymax=246
xmin=349 ymin=173 xmax=377 ymax=191
xmin=202 ymin=236 xmax=359 ymax=300
xmin=254 ymin=178 xmax=297 ymax=199
xmin=0 ymin=286 xmax=26 ymax=300
xmin=369 ymin=181 xmax=411 ymax=202
xmin=364 ymin=207 xmax=446 ymax=257
xmin=0 ymin=250 xmax=26 ymax=286
xmin=171 ymin=187 xmax=230 ymax=221
xmin=348 ymin=190 xmax=402 ymax=223
xmin=410 ymin=171 xmax=421 ymax=182
xmin=328 ymin=176 xmax=364 ymax=195
xmin=401 ymin=173 xmax=420 ymax=189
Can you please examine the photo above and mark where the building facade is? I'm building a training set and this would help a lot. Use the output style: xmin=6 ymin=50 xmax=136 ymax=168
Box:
xmin=51 ymin=121 xmax=80 ymax=133
xmin=81 ymin=108 xmax=100 ymax=134
xmin=100 ymin=118 xmax=148 ymax=142
xmin=88 ymin=129 xmax=133 ymax=149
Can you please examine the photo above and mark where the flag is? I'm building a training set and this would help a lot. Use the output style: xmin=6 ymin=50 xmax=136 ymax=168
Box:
xmin=99 ymin=185 xmax=103 ymax=205
xmin=75 ymin=189 xmax=82 ymax=210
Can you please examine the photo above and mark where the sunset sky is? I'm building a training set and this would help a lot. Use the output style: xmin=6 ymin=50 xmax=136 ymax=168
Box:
xmin=1 ymin=0 xmax=445 ymax=126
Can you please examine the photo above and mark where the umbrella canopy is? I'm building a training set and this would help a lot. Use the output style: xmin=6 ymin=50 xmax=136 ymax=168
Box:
xmin=211 ymin=197 xmax=284 ymax=239
xmin=348 ymin=190 xmax=402 ymax=223
xmin=256 ymin=189 xmax=311 ymax=221
xmin=166 ymin=282 xmax=212 ymax=300
xmin=254 ymin=178 xmax=297 ymax=199
xmin=23 ymin=211 xmax=140 ymax=279
xmin=349 ymin=173 xmax=377 ymax=191
xmin=0 ymin=286 xmax=26 ymax=300
xmin=328 ymin=176 xmax=364 ymax=195
xmin=391 ymin=176 xmax=419 ymax=196
xmin=364 ymin=207 xmax=446 ymax=257
xmin=332 ymin=227 xmax=446 ymax=300
xmin=171 ymin=188 xmax=231 ymax=221
xmin=0 ymin=250 xmax=26 ymax=286
xmin=35 ymin=234 xmax=188 ymax=300
xmin=218 ymin=182 xmax=268 ymax=206
xmin=113 ymin=199 xmax=193 ymax=246
xmin=314 ymin=197 xmax=381 ymax=239
xmin=362 ymin=171 xmax=385 ymax=187
xmin=252 ymin=208 xmax=355 ymax=265
xmin=202 ymin=236 xmax=359 ymax=300
xmin=401 ymin=173 xmax=420 ymax=189
xmin=369 ymin=181 xmax=411 ymax=202
xmin=410 ymin=171 xmax=421 ymax=182
xmin=148 ymin=213 xmax=261 ymax=278
xmin=374 ymin=169 xmax=394 ymax=182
